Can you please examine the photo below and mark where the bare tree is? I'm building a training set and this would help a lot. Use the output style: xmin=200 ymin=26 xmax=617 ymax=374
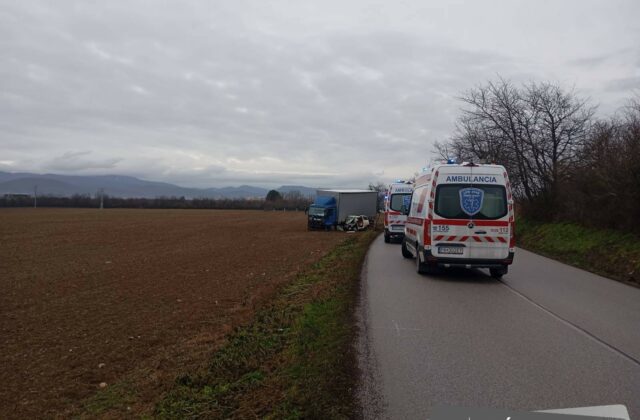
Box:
xmin=446 ymin=78 xmax=595 ymax=215
xmin=453 ymin=79 xmax=536 ymax=199
xmin=368 ymin=182 xmax=387 ymax=214
xmin=367 ymin=182 xmax=386 ymax=193
xmin=523 ymin=82 xmax=595 ymax=205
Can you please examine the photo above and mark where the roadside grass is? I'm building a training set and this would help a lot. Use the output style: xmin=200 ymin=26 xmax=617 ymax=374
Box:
xmin=153 ymin=230 xmax=378 ymax=418
xmin=80 ymin=381 xmax=139 ymax=418
xmin=517 ymin=218 xmax=640 ymax=286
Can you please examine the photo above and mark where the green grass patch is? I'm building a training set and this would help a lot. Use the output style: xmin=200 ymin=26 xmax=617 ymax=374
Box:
xmin=80 ymin=381 xmax=139 ymax=417
xmin=517 ymin=218 xmax=640 ymax=285
xmin=155 ymin=231 xmax=378 ymax=419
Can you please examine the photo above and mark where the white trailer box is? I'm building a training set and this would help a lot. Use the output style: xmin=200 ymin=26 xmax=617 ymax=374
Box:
xmin=315 ymin=189 xmax=378 ymax=224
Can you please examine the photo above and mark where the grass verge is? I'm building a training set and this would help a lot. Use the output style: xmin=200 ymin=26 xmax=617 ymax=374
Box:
xmin=517 ymin=218 xmax=640 ymax=286
xmin=153 ymin=230 xmax=378 ymax=418
xmin=80 ymin=381 xmax=138 ymax=417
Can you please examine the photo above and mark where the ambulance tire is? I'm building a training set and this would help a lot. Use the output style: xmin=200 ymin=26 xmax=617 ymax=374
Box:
xmin=415 ymin=248 xmax=432 ymax=275
xmin=384 ymin=231 xmax=390 ymax=243
xmin=490 ymin=267 xmax=507 ymax=279
xmin=401 ymin=238 xmax=412 ymax=258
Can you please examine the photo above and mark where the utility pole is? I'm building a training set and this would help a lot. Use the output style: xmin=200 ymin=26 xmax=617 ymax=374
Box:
xmin=34 ymin=185 xmax=38 ymax=208
xmin=99 ymin=188 xmax=104 ymax=210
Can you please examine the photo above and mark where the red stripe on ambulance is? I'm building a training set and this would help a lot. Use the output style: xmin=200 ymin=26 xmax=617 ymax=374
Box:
xmin=432 ymin=219 xmax=509 ymax=227
xmin=432 ymin=235 xmax=508 ymax=243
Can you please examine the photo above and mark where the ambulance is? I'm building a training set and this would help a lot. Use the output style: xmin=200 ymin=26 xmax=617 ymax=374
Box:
xmin=402 ymin=162 xmax=515 ymax=278
xmin=383 ymin=181 xmax=413 ymax=243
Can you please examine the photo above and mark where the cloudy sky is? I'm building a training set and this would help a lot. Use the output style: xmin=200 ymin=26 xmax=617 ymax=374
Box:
xmin=1 ymin=0 xmax=639 ymax=188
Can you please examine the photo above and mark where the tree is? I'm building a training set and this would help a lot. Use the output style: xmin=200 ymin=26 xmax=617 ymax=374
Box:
xmin=444 ymin=77 xmax=595 ymax=218
xmin=566 ymin=95 xmax=640 ymax=232
xmin=368 ymin=182 xmax=387 ymax=213
xmin=265 ymin=189 xmax=282 ymax=201
xmin=283 ymin=190 xmax=303 ymax=201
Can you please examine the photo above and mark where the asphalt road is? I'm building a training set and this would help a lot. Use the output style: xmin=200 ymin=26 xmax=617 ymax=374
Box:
xmin=357 ymin=236 xmax=640 ymax=419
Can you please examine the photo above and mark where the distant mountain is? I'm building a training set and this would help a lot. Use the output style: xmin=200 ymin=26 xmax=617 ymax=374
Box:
xmin=0 ymin=171 xmax=317 ymax=199
xmin=0 ymin=177 xmax=78 ymax=196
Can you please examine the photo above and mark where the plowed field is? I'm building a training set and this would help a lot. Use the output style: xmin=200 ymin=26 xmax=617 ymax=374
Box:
xmin=0 ymin=209 xmax=345 ymax=418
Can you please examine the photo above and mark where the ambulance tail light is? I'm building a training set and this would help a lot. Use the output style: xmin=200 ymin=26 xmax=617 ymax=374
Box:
xmin=424 ymin=219 xmax=431 ymax=247
xmin=509 ymin=221 xmax=516 ymax=250
xmin=384 ymin=212 xmax=389 ymax=226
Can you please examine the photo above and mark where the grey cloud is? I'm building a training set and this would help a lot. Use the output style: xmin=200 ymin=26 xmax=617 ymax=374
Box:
xmin=606 ymin=77 xmax=640 ymax=92
xmin=46 ymin=151 xmax=121 ymax=171
xmin=567 ymin=48 xmax=633 ymax=67
xmin=1 ymin=0 xmax=639 ymax=187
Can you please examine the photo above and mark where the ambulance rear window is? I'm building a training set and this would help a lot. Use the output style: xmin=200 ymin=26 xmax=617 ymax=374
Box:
xmin=389 ymin=193 xmax=411 ymax=212
xmin=434 ymin=184 xmax=507 ymax=219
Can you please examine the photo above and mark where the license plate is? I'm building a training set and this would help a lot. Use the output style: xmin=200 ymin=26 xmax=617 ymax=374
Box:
xmin=438 ymin=246 xmax=463 ymax=255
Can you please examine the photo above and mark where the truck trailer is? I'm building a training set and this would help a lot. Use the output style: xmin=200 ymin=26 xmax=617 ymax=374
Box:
xmin=307 ymin=189 xmax=378 ymax=230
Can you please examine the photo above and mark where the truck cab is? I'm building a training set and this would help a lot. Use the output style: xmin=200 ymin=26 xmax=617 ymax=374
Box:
xmin=307 ymin=196 xmax=337 ymax=230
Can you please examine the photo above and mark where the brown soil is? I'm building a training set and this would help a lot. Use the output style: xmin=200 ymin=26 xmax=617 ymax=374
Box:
xmin=0 ymin=208 xmax=345 ymax=418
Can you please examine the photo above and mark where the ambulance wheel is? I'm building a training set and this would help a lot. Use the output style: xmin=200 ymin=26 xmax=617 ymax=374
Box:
xmin=384 ymin=231 xmax=390 ymax=243
xmin=490 ymin=267 xmax=507 ymax=279
xmin=401 ymin=239 xmax=412 ymax=258
xmin=415 ymin=248 xmax=431 ymax=275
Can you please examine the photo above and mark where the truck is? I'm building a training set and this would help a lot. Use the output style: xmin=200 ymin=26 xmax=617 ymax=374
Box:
xmin=307 ymin=189 xmax=378 ymax=231
xmin=402 ymin=162 xmax=515 ymax=278
xmin=383 ymin=181 xmax=414 ymax=243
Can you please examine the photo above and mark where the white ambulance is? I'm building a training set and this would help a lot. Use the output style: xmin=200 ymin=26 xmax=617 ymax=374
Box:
xmin=402 ymin=162 xmax=515 ymax=278
xmin=384 ymin=181 xmax=414 ymax=243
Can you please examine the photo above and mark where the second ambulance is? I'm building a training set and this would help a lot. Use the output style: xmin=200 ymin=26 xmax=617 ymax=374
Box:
xmin=384 ymin=181 xmax=414 ymax=243
xmin=402 ymin=162 xmax=515 ymax=278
